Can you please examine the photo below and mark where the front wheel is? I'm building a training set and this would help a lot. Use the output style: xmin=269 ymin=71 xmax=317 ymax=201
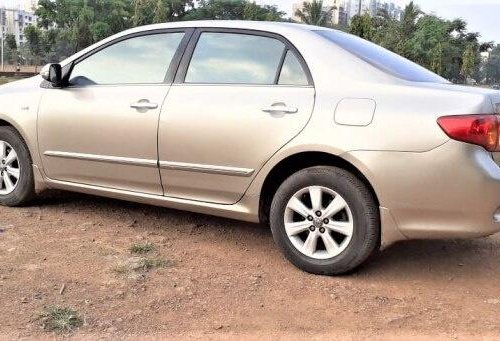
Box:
xmin=0 ymin=126 xmax=35 ymax=206
xmin=270 ymin=166 xmax=379 ymax=275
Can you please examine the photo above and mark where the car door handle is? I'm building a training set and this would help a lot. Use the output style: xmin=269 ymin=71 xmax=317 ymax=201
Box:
xmin=262 ymin=103 xmax=298 ymax=114
xmin=130 ymin=100 xmax=158 ymax=110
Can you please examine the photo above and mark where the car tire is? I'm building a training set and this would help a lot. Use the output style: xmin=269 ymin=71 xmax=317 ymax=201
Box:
xmin=270 ymin=166 xmax=380 ymax=275
xmin=0 ymin=126 xmax=35 ymax=207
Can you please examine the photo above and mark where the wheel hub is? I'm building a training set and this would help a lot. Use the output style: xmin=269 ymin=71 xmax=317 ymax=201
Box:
xmin=284 ymin=186 xmax=354 ymax=260
xmin=312 ymin=217 xmax=323 ymax=229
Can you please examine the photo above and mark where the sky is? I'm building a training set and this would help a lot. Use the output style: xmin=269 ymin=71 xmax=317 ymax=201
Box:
xmin=1 ymin=0 xmax=499 ymax=43
xmin=256 ymin=0 xmax=500 ymax=43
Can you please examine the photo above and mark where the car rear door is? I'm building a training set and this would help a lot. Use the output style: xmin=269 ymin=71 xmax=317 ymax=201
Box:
xmin=158 ymin=29 xmax=315 ymax=204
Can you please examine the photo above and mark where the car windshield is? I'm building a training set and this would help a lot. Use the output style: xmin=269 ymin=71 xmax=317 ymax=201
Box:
xmin=315 ymin=30 xmax=448 ymax=84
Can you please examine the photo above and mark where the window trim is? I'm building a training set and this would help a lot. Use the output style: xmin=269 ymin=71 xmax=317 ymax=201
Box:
xmin=63 ymin=28 xmax=194 ymax=88
xmin=174 ymin=28 xmax=314 ymax=87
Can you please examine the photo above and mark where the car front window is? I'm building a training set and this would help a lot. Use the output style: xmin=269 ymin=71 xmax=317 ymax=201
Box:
xmin=70 ymin=32 xmax=185 ymax=86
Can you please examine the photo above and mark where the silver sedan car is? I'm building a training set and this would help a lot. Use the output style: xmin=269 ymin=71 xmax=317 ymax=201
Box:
xmin=1 ymin=21 xmax=499 ymax=275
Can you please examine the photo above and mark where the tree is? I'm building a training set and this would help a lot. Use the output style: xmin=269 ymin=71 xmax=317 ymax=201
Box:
xmin=461 ymin=44 xmax=476 ymax=82
xmin=349 ymin=14 xmax=374 ymax=40
xmin=430 ymin=42 xmax=444 ymax=75
xmin=482 ymin=45 xmax=500 ymax=84
xmin=243 ymin=2 xmax=285 ymax=21
xmin=2 ymin=34 xmax=18 ymax=65
xmin=5 ymin=34 xmax=17 ymax=51
xmin=294 ymin=0 xmax=333 ymax=27
xmin=133 ymin=0 xmax=194 ymax=25
xmin=400 ymin=1 xmax=421 ymax=38
xmin=36 ymin=0 xmax=134 ymax=51
xmin=186 ymin=0 xmax=284 ymax=21
xmin=348 ymin=2 xmax=488 ymax=83
xmin=24 ymin=25 xmax=44 ymax=69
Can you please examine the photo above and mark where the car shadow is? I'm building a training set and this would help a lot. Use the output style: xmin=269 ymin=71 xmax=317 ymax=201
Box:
xmin=361 ymin=237 xmax=499 ymax=279
xmin=33 ymin=190 xmax=499 ymax=278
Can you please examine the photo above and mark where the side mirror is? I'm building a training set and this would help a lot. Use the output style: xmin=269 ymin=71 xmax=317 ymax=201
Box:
xmin=40 ymin=64 xmax=63 ymax=87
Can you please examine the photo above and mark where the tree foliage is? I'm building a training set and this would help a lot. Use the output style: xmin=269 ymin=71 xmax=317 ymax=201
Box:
xmin=348 ymin=1 xmax=491 ymax=83
xmin=186 ymin=0 xmax=284 ymax=21
xmin=32 ymin=0 xmax=284 ymax=62
xmin=482 ymin=45 xmax=500 ymax=84
xmin=295 ymin=0 xmax=332 ymax=27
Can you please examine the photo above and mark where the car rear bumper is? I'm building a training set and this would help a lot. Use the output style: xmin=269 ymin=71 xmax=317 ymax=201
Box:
xmin=345 ymin=140 xmax=500 ymax=245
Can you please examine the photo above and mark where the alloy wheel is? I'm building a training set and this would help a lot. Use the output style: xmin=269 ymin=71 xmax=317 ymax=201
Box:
xmin=284 ymin=186 xmax=354 ymax=260
xmin=0 ymin=140 xmax=20 ymax=195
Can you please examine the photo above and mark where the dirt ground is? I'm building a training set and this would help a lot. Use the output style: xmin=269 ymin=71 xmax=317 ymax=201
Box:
xmin=0 ymin=191 xmax=499 ymax=340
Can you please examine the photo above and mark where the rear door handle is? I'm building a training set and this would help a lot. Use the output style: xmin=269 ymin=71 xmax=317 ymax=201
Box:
xmin=130 ymin=99 xmax=158 ymax=110
xmin=262 ymin=103 xmax=298 ymax=114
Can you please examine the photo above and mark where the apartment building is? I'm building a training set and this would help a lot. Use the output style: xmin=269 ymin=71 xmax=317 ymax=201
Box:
xmin=0 ymin=7 xmax=37 ymax=46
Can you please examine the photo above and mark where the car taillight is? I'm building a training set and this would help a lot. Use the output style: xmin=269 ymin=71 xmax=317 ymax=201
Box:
xmin=437 ymin=115 xmax=500 ymax=152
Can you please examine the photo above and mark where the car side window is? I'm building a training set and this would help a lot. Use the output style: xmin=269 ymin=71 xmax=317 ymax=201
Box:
xmin=185 ymin=32 xmax=286 ymax=85
xmin=69 ymin=32 xmax=185 ymax=86
xmin=278 ymin=50 xmax=309 ymax=86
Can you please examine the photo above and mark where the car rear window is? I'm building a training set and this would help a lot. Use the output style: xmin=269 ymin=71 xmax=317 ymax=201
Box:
xmin=315 ymin=30 xmax=448 ymax=83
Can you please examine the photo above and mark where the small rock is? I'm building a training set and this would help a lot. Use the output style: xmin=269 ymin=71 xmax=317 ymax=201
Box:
xmin=485 ymin=298 xmax=500 ymax=305
xmin=20 ymin=297 xmax=28 ymax=303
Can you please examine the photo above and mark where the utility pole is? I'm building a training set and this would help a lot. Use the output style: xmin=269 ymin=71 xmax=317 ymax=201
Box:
xmin=358 ymin=0 xmax=362 ymax=16
xmin=1 ymin=8 xmax=4 ymax=72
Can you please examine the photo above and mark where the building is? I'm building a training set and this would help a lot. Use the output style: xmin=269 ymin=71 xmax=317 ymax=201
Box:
xmin=22 ymin=0 xmax=38 ymax=11
xmin=344 ymin=0 xmax=403 ymax=21
xmin=346 ymin=0 xmax=370 ymax=18
xmin=0 ymin=7 xmax=37 ymax=46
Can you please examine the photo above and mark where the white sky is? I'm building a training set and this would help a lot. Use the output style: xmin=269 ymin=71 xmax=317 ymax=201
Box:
xmin=1 ymin=0 xmax=499 ymax=43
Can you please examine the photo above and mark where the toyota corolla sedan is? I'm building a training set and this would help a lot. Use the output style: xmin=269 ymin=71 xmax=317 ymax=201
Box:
xmin=1 ymin=21 xmax=499 ymax=275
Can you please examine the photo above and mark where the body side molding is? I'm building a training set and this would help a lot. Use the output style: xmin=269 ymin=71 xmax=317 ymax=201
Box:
xmin=159 ymin=161 xmax=254 ymax=177
xmin=44 ymin=151 xmax=158 ymax=168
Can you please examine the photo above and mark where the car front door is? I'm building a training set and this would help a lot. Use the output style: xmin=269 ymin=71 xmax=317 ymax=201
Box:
xmin=38 ymin=30 xmax=191 ymax=195
xmin=158 ymin=29 xmax=316 ymax=204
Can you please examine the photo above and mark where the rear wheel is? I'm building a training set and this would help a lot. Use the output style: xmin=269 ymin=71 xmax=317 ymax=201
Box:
xmin=0 ymin=127 xmax=35 ymax=206
xmin=270 ymin=166 xmax=379 ymax=275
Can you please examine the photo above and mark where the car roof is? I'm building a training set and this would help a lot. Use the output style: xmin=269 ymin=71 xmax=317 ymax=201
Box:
xmin=126 ymin=20 xmax=329 ymax=34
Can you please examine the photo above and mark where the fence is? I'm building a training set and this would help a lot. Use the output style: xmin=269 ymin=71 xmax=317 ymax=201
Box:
xmin=0 ymin=64 xmax=42 ymax=77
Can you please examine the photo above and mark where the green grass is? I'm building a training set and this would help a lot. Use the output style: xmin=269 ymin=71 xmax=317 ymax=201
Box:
xmin=0 ymin=76 xmax=26 ymax=85
xmin=0 ymin=77 xmax=14 ymax=85
xmin=112 ymin=256 xmax=168 ymax=275
xmin=140 ymin=257 xmax=167 ymax=270
xmin=40 ymin=306 xmax=83 ymax=333
xmin=129 ymin=242 xmax=155 ymax=255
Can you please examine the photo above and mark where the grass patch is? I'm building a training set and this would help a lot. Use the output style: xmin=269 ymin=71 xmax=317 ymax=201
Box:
xmin=140 ymin=257 xmax=167 ymax=270
xmin=40 ymin=306 xmax=83 ymax=333
xmin=112 ymin=264 xmax=130 ymax=275
xmin=0 ymin=77 xmax=14 ymax=85
xmin=112 ymin=256 xmax=169 ymax=276
xmin=129 ymin=242 xmax=155 ymax=255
